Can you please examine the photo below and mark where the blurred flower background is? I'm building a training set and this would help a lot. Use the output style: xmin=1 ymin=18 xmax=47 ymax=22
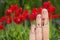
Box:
xmin=0 ymin=0 xmax=60 ymax=40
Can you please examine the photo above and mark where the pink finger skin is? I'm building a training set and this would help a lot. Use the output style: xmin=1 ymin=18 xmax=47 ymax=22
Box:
xmin=29 ymin=25 xmax=36 ymax=40
xmin=42 ymin=9 xmax=49 ymax=40
xmin=36 ymin=14 xmax=42 ymax=40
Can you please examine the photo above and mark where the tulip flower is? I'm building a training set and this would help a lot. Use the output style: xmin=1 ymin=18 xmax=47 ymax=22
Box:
xmin=38 ymin=6 xmax=43 ymax=14
xmin=5 ymin=9 xmax=12 ymax=16
xmin=5 ymin=16 xmax=12 ymax=24
xmin=1 ymin=16 xmax=6 ymax=22
xmin=10 ymin=4 xmax=18 ymax=12
xmin=32 ymin=8 xmax=38 ymax=20
xmin=14 ymin=8 xmax=22 ymax=17
xmin=13 ymin=16 xmax=23 ymax=24
xmin=32 ymin=8 xmax=38 ymax=13
xmin=18 ymin=8 xmax=22 ymax=13
xmin=0 ymin=19 xmax=3 ymax=22
xmin=0 ymin=24 xmax=5 ymax=30
xmin=48 ymin=6 xmax=56 ymax=13
xmin=52 ymin=15 xmax=57 ymax=19
xmin=22 ymin=10 xmax=29 ymax=20
xmin=43 ymin=1 xmax=51 ymax=8
xmin=29 ymin=14 xmax=35 ymax=22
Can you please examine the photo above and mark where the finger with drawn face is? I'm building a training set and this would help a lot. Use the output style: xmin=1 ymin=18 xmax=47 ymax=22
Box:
xmin=36 ymin=14 xmax=42 ymax=40
xmin=42 ymin=9 xmax=49 ymax=40
xmin=29 ymin=25 xmax=36 ymax=40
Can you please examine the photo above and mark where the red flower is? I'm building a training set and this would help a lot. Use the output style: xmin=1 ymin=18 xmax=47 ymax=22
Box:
xmin=29 ymin=14 xmax=35 ymax=22
xmin=32 ymin=8 xmax=38 ymax=20
xmin=57 ymin=14 xmax=60 ymax=18
xmin=22 ymin=10 xmax=29 ymax=20
xmin=1 ymin=16 xmax=6 ymax=22
xmin=29 ymin=12 xmax=38 ymax=22
xmin=18 ymin=8 xmax=22 ymax=13
xmin=48 ymin=6 xmax=56 ymax=13
xmin=52 ymin=15 xmax=57 ymax=19
xmin=0 ymin=16 xmax=5 ymax=23
xmin=14 ymin=8 xmax=22 ymax=17
xmin=10 ymin=4 xmax=18 ymax=12
xmin=32 ymin=12 xmax=38 ymax=20
xmin=5 ymin=9 xmax=12 ymax=16
xmin=48 ymin=13 xmax=52 ymax=20
xmin=32 ymin=8 xmax=38 ymax=13
xmin=38 ymin=6 xmax=43 ymax=14
xmin=0 ymin=19 xmax=3 ymax=22
xmin=14 ymin=16 xmax=23 ymax=24
xmin=0 ymin=24 xmax=5 ymax=30
xmin=5 ymin=16 xmax=12 ymax=24
xmin=14 ymin=9 xmax=20 ymax=17
xmin=43 ymin=2 xmax=51 ymax=8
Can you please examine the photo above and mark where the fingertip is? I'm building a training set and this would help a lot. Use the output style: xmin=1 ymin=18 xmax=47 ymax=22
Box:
xmin=36 ymin=14 xmax=42 ymax=28
xmin=30 ymin=25 xmax=36 ymax=40
xmin=36 ymin=14 xmax=41 ymax=19
xmin=42 ymin=8 xmax=48 ymax=12
xmin=42 ymin=8 xmax=48 ymax=18
xmin=30 ymin=25 xmax=36 ymax=33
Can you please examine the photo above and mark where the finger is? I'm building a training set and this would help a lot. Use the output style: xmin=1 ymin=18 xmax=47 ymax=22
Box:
xmin=36 ymin=14 xmax=42 ymax=40
xmin=29 ymin=25 xmax=36 ymax=40
xmin=36 ymin=14 xmax=42 ymax=28
xmin=42 ymin=8 xmax=49 ymax=26
xmin=42 ymin=9 xmax=49 ymax=40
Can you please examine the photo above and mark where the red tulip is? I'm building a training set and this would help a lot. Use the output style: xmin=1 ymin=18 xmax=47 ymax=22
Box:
xmin=48 ymin=13 xmax=52 ymax=20
xmin=32 ymin=8 xmax=38 ymax=13
xmin=52 ymin=15 xmax=57 ymax=19
xmin=0 ymin=24 xmax=5 ymax=30
xmin=57 ymin=14 xmax=60 ymax=18
xmin=22 ymin=10 xmax=29 ymax=20
xmin=32 ymin=8 xmax=38 ymax=20
xmin=48 ymin=6 xmax=56 ymax=13
xmin=14 ymin=8 xmax=22 ymax=17
xmin=10 ymin=4 xmax=18 ymax=12
xmin=1 ymin=16 xmax=6 ymax=22
xmin=0 ymin=16 xmax=5 ymax=23
xmin=14 ymin=16 xmax=22 ymax=24
xmin=32 ymin=12 xmax=38 ymax=20
xmin=0 ymin=19 xmax=3 ymax=22
xmin=18 ymin=8 xmax=22 ymax=13
xmin=38 ymin=6 xmax=43 ymax=14
xmin=5 ymin=9 xmax=12 ymax=16
xmin=43 ymin=1 xmax=51 ymax=8
xmin=5 ymin=16 xmax=12 ymax=24
xmin=29 ymin=14 xmax=35 ymax=22
xmin=14 ymin=9 xmax=20 ymax=17
xmin=30 ymin=12 xmax=38 ymax=22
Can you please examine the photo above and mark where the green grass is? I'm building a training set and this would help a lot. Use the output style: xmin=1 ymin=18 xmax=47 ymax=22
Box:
xmin=0 ymin=20 xmax=59 ymax=40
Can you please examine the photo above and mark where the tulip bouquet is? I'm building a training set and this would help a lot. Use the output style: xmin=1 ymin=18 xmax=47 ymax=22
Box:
xmin=0 ymin=1 xmax=59 ymax=40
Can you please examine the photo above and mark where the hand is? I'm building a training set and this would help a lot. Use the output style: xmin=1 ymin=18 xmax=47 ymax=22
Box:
xmin=29 ymin=9 xmax=49 ymax=40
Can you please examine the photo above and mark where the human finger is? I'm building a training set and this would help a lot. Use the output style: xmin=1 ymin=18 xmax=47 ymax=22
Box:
xmin=36 ymin=14 xmax=42 ymax=40
xmin=42 ymin=9 xmax=49 ymax=40
xmin=29 ymin=25 xmax=36 ymax=40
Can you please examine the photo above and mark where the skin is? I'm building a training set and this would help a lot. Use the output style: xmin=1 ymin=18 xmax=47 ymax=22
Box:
xmin=29 ymin=9 xmax=49 ymax=40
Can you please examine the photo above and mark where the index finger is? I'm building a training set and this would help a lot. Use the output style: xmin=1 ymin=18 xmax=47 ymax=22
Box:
xmin=42 ymin=9 xmax=49 ymax=40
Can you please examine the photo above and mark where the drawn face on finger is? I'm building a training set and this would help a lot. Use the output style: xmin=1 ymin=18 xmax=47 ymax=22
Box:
xmin=36 ymin=14 xmax=42 ymax=28
xmin=42 ymin=9 xmax=49 ymax=26
xmin=42 ymin=9 xmax=48 ymax=19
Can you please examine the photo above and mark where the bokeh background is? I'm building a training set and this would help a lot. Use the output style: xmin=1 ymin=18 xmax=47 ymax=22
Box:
xmin=0 ymin=0 xmax=60 ymax=40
